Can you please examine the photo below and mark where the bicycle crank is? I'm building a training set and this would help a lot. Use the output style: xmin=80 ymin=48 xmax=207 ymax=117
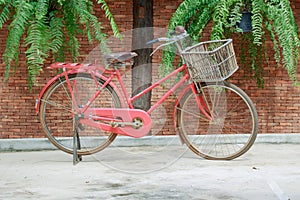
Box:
xmin=110 ymin=118 xmax=144 ymax=129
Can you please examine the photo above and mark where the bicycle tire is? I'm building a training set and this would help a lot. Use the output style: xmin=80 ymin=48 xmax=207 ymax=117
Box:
xmin=176 ymin=82 xmax=258 ymax=160
xmin=39 ymin=73 xmax=121 ymax=155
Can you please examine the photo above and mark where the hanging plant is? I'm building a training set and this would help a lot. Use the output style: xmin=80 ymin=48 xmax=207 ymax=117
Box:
xmin=163 ymin=0 xmax=300 ymax=88
xmin=0 ymin=0 xmax=121 ymax=88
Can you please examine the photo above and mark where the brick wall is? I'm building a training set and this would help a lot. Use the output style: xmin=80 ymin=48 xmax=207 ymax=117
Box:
xmin=0 ymin=0 xmax=300 ymax=139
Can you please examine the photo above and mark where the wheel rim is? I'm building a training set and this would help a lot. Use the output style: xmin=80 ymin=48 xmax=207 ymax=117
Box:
xmin=40 ymin=74 xmax=120 ymax=155
xmin=179 ymin=83 xmax=257 ymax=160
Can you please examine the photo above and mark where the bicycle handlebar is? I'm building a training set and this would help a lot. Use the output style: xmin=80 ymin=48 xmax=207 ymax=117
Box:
xmin=147 ymin=26 xmax=188 ymax=45
xmin=146 ymin=38 xmax=159 ymax=45
xmin=147 ymin=26 xmax=189 ymax=56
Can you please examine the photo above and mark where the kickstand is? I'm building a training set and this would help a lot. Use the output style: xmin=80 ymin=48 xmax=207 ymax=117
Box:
xmin=73 ymin=127 xmax=82 ymax=165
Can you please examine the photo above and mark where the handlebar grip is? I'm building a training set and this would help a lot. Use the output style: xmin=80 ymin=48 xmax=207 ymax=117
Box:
xmin=146 ymin=38 xmax=159 ymax=45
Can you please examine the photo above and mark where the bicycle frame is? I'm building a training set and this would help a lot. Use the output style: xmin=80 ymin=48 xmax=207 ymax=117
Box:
xmin=36 ymin=62 xmax=212 ymax=138
xmin=121 ymin=64 xmax=189 ymax=113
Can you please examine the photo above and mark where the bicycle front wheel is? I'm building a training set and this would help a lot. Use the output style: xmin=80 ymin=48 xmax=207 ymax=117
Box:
xmin=177 ymin=82 xmax=258 ymax=160
xmin=39 ymin=73 xmax=121 ymax=155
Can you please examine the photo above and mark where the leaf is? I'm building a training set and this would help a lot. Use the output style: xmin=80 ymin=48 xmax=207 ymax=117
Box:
xmin=49 ymin=16 xmax=64 ymax=53
xmin=35 ymin=0 xmax=48 ymax=20
xmin=0 ymin=4 xmax=11 ymax=28
xmin=97 ymin=0 xmax=121 ymax=39
xmin=25 ymin=17 xmax=50 ymax=85
xmin=1 ymin=0 xmax=120 ymax=86
xmin=3 ymin=0 xmax=33 ymax=79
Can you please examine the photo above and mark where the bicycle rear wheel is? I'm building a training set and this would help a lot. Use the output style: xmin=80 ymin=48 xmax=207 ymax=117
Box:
xmin=177 ymin=82 xmax=258 ymax=160
xmin=39 ymin=73 xmax=121 ymax=155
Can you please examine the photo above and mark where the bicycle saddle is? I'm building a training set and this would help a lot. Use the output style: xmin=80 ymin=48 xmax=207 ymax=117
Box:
xmin=105 ymin=52 xmax=137 ymax=64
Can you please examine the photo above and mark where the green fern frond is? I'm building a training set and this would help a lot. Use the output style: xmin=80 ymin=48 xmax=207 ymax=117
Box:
xmin=4 ymin=0 xmax=33 ymax=79
xmin=97 ymin=0 xmax=121 ymax=39
xmin=35 ymin=0 xmax=49 ymax=20
xmin=266 ymin=0 xmax=300 ymax=84
xmin=73 ymin=0 xmax=89 ymax=23
xmin=211 ymin=0 xmax=242 ymax=40
xmin=49 ymin=16 xmax=64 ymax=53
xmin=211 ymin=0 xmax=228 ymax=40
xmin=88 ymin=13 xmax=110 ymax=54
xmin=164 ymin=0 xmax=207 ymax=73
xmin=188 ymin=2 xmax=216 ymax=39
xmin=0 ymin=4 xmax=11 ymax=28
xmin=72 ymin=0 xmax=95 ymax=43
xmin=0 ymin=0 xmax=8 ymax=5
xmin=63 ymin=1 xmax=80 ymax=61
xmin=227 ymin=0 xmax=243 ymax=30
xmin=68 ymin=36 xmax=80 ymax=62
xmin=1 ymin=0 xmax=120 ymax=86
xmin=265 ymin=21 xmax=281 ymax=64
xmin=169 ymin=0 xmax=213 ymax=30
xmin=162 ymin=0 xmax=218 ymax=77
xmin=55 ymin=39 xmax=67 ymax=62
xmin=71 ymin=0 xmax=111 ymax=54
xmin=251 ymin=0 xmax=264 ymax=45
xmin=25 ymin=17 xmax=50 ymax=85
xmin=167 ymin=0 xmax=300 ymax=88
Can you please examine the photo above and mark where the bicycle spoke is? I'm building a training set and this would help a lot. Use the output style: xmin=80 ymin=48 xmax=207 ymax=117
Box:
xmin=39 ymin=74 xmax=120 ymax=155
xmin=222 ymin=123 xmax=244 ymax=132
xmin=178 ymin=82 xmax=258 ymax=160
xmin=226 ymin=100 xmax=243 ymax=115
xmin=40 ymin=99 xmax=73 ymax=113
xmin=58 ymin=77 xmax=72 ymax=102
xmin=176 ymin=106 xmax=211 ymax=122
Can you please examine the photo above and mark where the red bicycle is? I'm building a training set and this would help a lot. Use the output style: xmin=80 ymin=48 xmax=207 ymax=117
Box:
xmin=36 ymin=27 xmax=258 ymax=162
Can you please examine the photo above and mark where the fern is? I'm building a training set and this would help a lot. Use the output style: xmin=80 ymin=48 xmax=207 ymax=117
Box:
xmin=168 ymin=0 xmax=300 ymax=87
xmin=35 ymin=0 xmax=49 ymax=20
xmin=0 ymin=3 xmax=11 ymax=28
xmin=25 ymin=19 xmax=49 ymax=84
xmin=188 ymin=2 xmax=216 ymax=39
xmin=251 ymin=0 xmax=264 ymax=45
xmin=63 ymin=1 xmax=81 ymax=62
xmin=0 ymin=0 xmax=120 ymax=87
xmin=49 ymin=15 xmax=64 ymax=54
xmin=4 ymin=0 xmax=33 ymax=80
xmin=211 ymin=0 xmax=238 ymax=40
xmin=227 ymin=0 xmax=243 ymax=31
xmin=71 ymin=0 xmax=111 ymax=53
xmin=266 ymin=0 xmax=300 ymax=84
xmin=97 ymin=0 xmax=121 ymax=39
xmin=88 ymin=14 xmax=110 ymax=54
xmin=162 ymin=0 xmax=218 ymax=77
xmin=265 ymin=21 xmax=281 ymax=64
xmin=169 ymin=0 xmax=209 ymax=29
xmin=249 ymin=34 xmax=264 ymax=87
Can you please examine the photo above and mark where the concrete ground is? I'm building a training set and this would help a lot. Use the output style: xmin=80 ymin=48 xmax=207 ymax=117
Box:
xmin=0 ymin=142 xmax=299 ymax=200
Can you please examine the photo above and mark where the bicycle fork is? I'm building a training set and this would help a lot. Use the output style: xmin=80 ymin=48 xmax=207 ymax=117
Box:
xmin=174 ymin=83 xmax=212 ymax=145
xmin=190 ymin=83 xmax=212 ymax=121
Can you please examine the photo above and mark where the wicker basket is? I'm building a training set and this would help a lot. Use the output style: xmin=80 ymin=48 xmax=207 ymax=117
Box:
xmin=181 ymin=39 xmax=238 ymax=82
